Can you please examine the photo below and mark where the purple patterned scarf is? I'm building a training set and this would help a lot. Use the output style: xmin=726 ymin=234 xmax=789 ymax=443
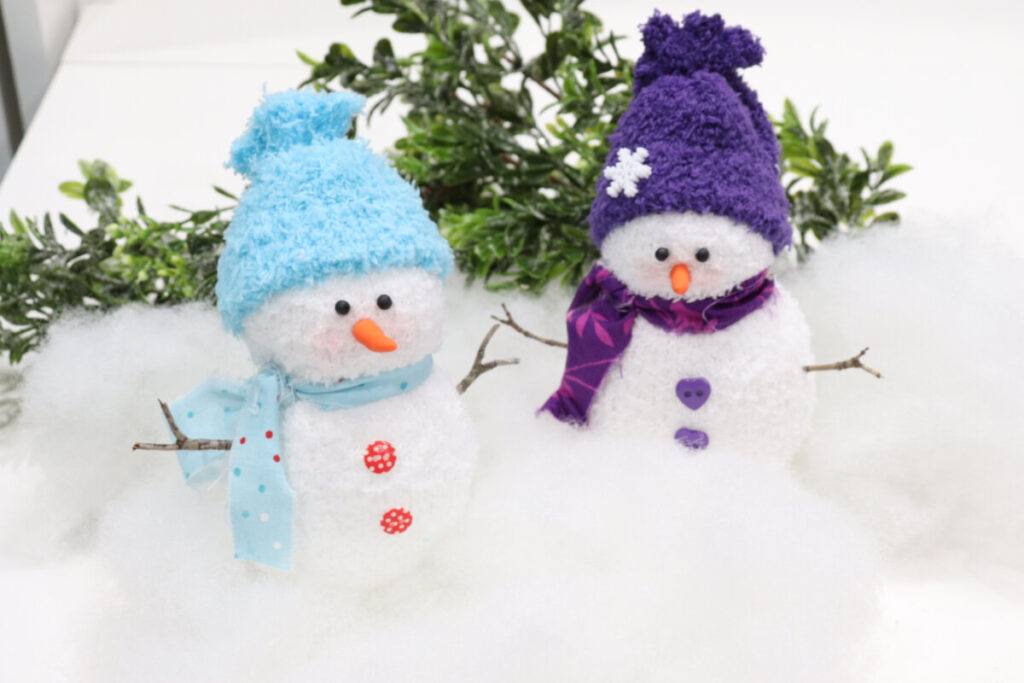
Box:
xmin=541 ymin=264 xmax=775 ymax=425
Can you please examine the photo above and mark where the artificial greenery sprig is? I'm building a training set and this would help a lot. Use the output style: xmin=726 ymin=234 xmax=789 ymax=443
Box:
xmin=300 ymin=0 xmax=632 ymax=292
xmin=302 ymin=0 xmax=910 ymax=283
xmin=0 ymin=0 xmax=911 ymax=365
xmin=774 ymin=99 xmax=911 ymax=256
xmin=0 ymin=160 xmax=230 ymax=363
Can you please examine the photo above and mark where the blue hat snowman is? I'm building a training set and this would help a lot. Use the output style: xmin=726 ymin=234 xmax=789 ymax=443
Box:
xmin=168 ymin=90 xmax=454 ymax=570
xmin=216 ymin=89 xmax=454 ymax=335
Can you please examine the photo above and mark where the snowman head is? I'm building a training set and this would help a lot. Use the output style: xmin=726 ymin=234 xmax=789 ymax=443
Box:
xmin=241 ymin=268 xmax=444 ymax=383
xmin=599 ymin=212 xmax=774 ymax=300
xmin=216 ymin=90 xmax=453 ymax=382
xmin=588 ymin=12 xmax=792 ymax=298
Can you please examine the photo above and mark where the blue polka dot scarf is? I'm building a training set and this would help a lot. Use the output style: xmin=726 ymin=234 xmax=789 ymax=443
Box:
xmin=169 ymin=356 xmax=434 ymax=570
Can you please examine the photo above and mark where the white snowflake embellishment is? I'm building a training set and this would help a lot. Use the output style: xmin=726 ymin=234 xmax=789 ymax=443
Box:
xmin=604 ymin=147 xmax=652 ymax=199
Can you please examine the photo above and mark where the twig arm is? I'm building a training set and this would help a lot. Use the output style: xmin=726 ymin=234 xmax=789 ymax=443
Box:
xmin=491 ymin=303 xmax=567 ymax=349
xmin=456 ymin=323 xmax=519 ymax=394
xmin=133 ymin=399 xmax=234 ymax=451
xmin=158 ymin=399 xmax=187 ymax=442
xmin=137 ymin=321 xmax=523 ymax=449
xmin=494 ymin=303 xmax=880 ymax=380
xmin=804 ymin=347 xmax=883 ymax=379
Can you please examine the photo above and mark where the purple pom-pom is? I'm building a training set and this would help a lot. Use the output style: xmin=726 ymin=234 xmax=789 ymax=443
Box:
xmin=634 ymin=11 xmax=765 ymax=93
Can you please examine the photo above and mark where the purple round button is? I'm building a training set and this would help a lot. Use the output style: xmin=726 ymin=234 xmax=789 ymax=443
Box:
xmin=674 ymin=427 xmax=709 ymax=450
xmin=676 ymin=377 xmax=711 ymax=411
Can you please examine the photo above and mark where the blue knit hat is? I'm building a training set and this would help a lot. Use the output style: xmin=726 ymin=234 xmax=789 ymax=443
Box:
xmin=216 ymin=90 xmax=454 ymax=334
xmin=588 ymin=12 xmax=791 ymax=254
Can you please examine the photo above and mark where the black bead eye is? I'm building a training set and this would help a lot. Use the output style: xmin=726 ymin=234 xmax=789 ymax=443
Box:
xmin=334 ymin=300 xmax=350 ymax=315
xmin=655 ymin=247 xmax=670 ymax=262
xmin=376 ymin=294 xmax=393 ymax=310
xmin=695 ymin=247 xmax=710 ymax=263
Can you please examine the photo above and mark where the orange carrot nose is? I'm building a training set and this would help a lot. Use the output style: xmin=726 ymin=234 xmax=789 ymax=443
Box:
xmin=670 ymin=264 xmax=691 ymax=295
xmin=352 ymin=318 xmax=398 ymax=352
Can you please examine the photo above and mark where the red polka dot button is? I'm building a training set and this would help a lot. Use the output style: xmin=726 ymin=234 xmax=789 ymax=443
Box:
xmin=364 ymin=440 xmax=397 ymax=474
xmin=380 ymin=508 xmax=413 ymax=534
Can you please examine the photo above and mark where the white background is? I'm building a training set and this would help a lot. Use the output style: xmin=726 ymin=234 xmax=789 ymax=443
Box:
xmin=1 ymin=0 xmax=1022 ymax=254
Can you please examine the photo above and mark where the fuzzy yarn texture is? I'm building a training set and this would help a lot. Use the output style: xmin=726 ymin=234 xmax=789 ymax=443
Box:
xmin=217 ymin=90 xmax=454 ymax=335
xmin=582 ymin=276 xmax=816 ymax=463
xmin=540 ymin=264 xmax=776 ymax=426
xmin=7 ymin=215 xmax=1024 ymax=679
xmin=240 ymin=264 xmax=475 ymax=579
xmin=560 ymin=209 xmax=811 ymax=461
xmin=0 ymin=292 xmax=879 ymax=682
xmin=167 ymin=356 xmax=435 ymax=570
xmin=241 ymin=269 xmax=447 ymax=385
xmin=588 ymin=11 xmax=791 ymax=254
xmin=283 ymin=366 xmax=476 ymax=582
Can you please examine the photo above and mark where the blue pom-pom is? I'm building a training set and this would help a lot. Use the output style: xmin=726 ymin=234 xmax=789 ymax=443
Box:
xmin=634 ymin=11 xmax=764 ymax=92
xmin=227 ymin=90 xmax=366 ymax=178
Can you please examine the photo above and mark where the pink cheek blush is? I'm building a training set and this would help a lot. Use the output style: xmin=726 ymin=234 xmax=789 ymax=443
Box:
xmin=691 ymin=265 xmax=723 ymax=289
xmin=639 ymin=262 xmax=670 ymax=288
xmin=313 ymin=327 xmax=348 ymax=356
xmin=692 ymin=272 xmax=715 ymax=290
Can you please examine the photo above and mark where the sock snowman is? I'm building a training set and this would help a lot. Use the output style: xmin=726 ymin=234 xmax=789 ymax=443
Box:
xmin=542 ymin=12 xmax=815 ymax=462
xmin=168 ymin=90 xmax=476 ymax=580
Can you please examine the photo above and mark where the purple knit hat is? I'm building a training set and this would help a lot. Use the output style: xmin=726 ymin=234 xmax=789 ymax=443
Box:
xmin=588 ymin=11 xmax=791 ymax=254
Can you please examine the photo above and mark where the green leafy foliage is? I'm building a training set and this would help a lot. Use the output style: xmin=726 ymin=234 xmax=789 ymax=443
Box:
xmin=0 ymin=0 xmax=911 ymax=365
xmin=303 ymin=0 xmax=911 ymax=284
xmin=0 ymin=366 xmax=19 ymax=428
xmin=775 ymin=99 xmax=911 ymax=256
xmin=300 ymin=0 xmax=631 ymax=291
xmin=0 ymin=160 xmax=229 ymax=363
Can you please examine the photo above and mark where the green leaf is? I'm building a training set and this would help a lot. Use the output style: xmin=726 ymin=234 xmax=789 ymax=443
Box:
xmin=871 ymin=212 xmax=900 ymax=224
xmin=812 ymin=137 xmax=835 ymax=161
xmin=865 ymin=189 xmax=906 ymax=206
xmin=372 ymin=38 xmax=397 ymax=73
xmin=877 ymin=141 xmax=894 ymax=169
xmin=880 ymin=163 xmax=912 ymax=184
xmin=392 ymin=11 xmax=427 ymax=33
xmin=190 ymin=210 xmax=217 ymax=224
xmin=58 ymin=181 xmax=85 ymax=199
xmin=58 ymin=213 xmax=83 ymax=236
xmin=7 ymin=211 xmax=27 ymax=236
xmin=296 ymin=50 xmax=320 ymax=66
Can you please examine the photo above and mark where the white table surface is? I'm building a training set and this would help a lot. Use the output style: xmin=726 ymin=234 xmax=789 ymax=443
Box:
xmin=2 ymin=1 xmax=1023 ymax=680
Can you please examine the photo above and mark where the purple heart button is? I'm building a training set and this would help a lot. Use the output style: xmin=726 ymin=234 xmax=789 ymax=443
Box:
xmin=674 ymin=427 xmax=709 ymax=450
xmin=676 ymin=377 xmax=711 ymax=411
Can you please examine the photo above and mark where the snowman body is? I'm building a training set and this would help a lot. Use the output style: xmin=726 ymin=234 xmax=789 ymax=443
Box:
xmin=283 ymin=368 xmax=475 ymax=581
xmin=560 ymin=12 xmax=815 ymax=460
xmin=574 ymin=212 xmax=816 ymax=462
xmin=587 ymin=280 xmax=815 ymax=462
xmin=241 ymin=268 xmax=476 ymax=581
xmin=207 ymin=89 xmax=470 ymax=574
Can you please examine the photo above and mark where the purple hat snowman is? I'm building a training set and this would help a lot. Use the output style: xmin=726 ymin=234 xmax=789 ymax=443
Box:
xmin=588 ymin=11 xmax=791 ymax=255
xmin=542 ymin=11 xmax=816 ymax=465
